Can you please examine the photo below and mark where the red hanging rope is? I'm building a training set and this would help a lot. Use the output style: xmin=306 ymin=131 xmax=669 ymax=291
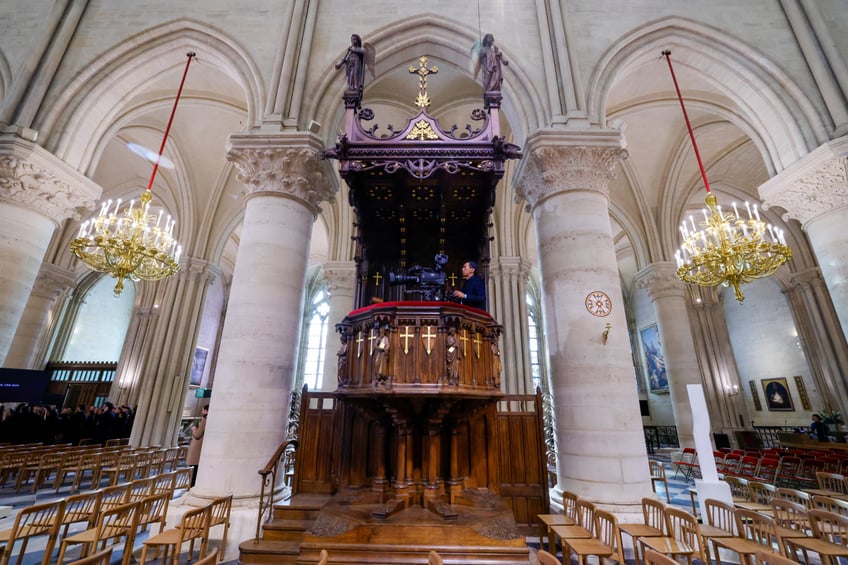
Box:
xmin=146 ymin=52 xmax=196 ymax=191
xmin=662 ymin=50 xmax=711 ymax=194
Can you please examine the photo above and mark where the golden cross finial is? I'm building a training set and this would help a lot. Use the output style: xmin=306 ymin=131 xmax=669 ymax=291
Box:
xmin=408 ymin=56 xmax=438 ymax=108
xmin=473 ymin=332 xmax=483 ymax=359
xmin=372 ymin=272 xmax=382 ymax=287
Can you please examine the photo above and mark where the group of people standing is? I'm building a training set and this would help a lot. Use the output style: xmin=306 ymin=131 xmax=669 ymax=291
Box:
xmin=0 ymin=401 xmax=134 ymax=445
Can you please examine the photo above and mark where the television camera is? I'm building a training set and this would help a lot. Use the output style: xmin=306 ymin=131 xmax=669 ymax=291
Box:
xmin=388 ymin=254 xmax=449 ymax=301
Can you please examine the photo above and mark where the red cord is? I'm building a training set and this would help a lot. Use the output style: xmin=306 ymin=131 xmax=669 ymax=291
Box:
xmin=663 ymin=51 xmax=711 ymax=193
xmin=146 ymin=52 xmax=196 ymax=191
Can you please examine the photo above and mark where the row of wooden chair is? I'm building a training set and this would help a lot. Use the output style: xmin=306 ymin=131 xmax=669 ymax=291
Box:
xmin=538 ymin=491 xmax=625 ymax=564
xmin=0 ymin=468 xmax=192 ymax=565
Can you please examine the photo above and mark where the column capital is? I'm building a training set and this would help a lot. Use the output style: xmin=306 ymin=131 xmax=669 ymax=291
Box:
xmin=31 ymin=263 xmax=76 ymax=301
xmin=490 ymin=256 xmax=531 ymax=279
xmin=226 ymin=132 xmax=335 ymax=216
xmin=789 ymin=266 xmax=826 ymax=291
xmin=514 ymin=128 xmax=627 ymax=212
xmin=178 ymin=256 xmax=221 ymax=286
xmin=323 ymin=261 xmax=357 ymax=295
xmin=759 ymin=137 xmax=848 ymax=227
xmin=634 ymin=262 xmax=687 ymax=301
xmin=0 ymin=134 xmax=101 ymax=225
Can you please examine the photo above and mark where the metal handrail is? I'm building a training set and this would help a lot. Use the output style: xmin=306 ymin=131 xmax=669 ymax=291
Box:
xmin=255 ymin=438 xmax=298 ymax=539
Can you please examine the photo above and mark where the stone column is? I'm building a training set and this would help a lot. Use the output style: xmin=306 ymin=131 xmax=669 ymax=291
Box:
xmin=127 ymin=257 xmax=219 ymax=446
xmin=5 ymin=263 xmax=75 ymax=368
xmin=321 ymin=260 xmax=356 ymax=391
xmin=634 ymin=263 xmax=703 ymax=447
xmin=193 ymin=133 xmax=333 ymax=500
xmin=514 ymin=129 xmax=651 ymax=513
xmin=488 ymin=256 xmax=533 ymax=394
xmin=0 ymin=134 xmax=99 ymax=365
xmin=760 ymin=138 xmax=848 ymax=338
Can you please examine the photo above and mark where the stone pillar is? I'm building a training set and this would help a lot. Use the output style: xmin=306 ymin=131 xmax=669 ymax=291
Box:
xmin=127 ymin=257 xmax=219 ymax=446
xmin=0 ymin=135 xmax=99 ymax=365
xmin=488 ymin=256 xmax=533 ymax=394
xmin=321 ymin=260 xmax=356 ymax=391
xmin=760 ymin=138 xmax=848 ymax=338
xmin=514 ymin=129 xmax=651 ymax=513
xmin=5 ymin=263 xmax=75 ymax=368
xmin=634 ymin=263 xmax=703 ymax=447
xmin=193 ymin=133 xmax=333 ymax=500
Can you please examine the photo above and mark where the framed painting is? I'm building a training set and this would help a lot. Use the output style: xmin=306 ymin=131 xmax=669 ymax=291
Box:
xmin=794 ymin=376 xmax=812 ymax=411
xmin=762 ymin=377 xmax=794 ymax=412
xmin=640 ymin=324 xmax=668 ymax=394
xmin=190 ymin=347 xmax=208 ymax=387
xmin=749 ymin=380 xmax=762 ymax=411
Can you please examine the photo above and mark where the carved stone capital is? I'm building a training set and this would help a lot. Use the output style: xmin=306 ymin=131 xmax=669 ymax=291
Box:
xmin=226 ymin=133 xmax=335 ymax=216
xmin=490 ymin=256 xmax=531 ymax=281
xmin=31 ymin=263 xmax=76 ymax=300
xmin=790 ymin=266 xmax=825 ymax=292
xmin=0 ymin=134 xmax=101 ymax=225
xmin=759 ymin=138 xmax=848 ymax=227
xmin=514 ymin=129 xmax=627 ymax=212
xmin=634 ymin=262 xmax=687 ymax=301
xmin=178 ymin=257 xmax=221 ymax=286
xmin=323 ymin=261 xmax=356 ymax=295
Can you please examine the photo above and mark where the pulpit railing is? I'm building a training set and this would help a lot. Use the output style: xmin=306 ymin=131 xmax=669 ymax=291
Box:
xmin=255 ymin=438 xmax=298 ymax=538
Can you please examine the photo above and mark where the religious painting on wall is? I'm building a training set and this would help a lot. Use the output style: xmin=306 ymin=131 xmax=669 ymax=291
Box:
xmin=794 ymin=376 xmax=812 ymax=411
xmin=762 ymin=377 xmax=794 ymax=411
xmin=640 ymin=324 xmax=668 ymax=394
xmin=190 ymin=347 xmax=208 ymax=387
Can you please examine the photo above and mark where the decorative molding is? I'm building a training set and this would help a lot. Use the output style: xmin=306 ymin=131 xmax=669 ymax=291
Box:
xmin=0 ymin=135 xmax=101 ymax=224
xmin=226 ymin=133 xmax=335 ymax=216
xmin=760 ymin=138 xmax=848 ymax=227
xmin=634 ymin=262 xmax=687 ymax=301
xmin=323 ymin=261 xmax=357 ymax=295
xmin=178 ymin=256 xmax=221 ymax=286
xmin=31 ymin=263 xmax=76 ymax=300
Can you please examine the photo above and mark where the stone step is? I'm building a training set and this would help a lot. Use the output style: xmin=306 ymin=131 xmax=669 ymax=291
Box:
xmin=238 ymin=539 xmax=300 ymax=565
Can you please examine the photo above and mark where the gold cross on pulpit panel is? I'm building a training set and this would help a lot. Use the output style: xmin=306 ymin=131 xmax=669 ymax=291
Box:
xmin=408 ymin=56 xmax=438 ymax=109
xmin=421 ymin=325 xmax=437 ymax=355
xmin=368 ymin=328 xmax=377 ymax=356
xmin=448 ymin=273 xmax=458 ymax=287
xmin=459 ymin=329 xmax=469 ymax=357
xmin=473 ymin=332 xmax=483 ymax=359
xmin=356 ymin=331 xmax=364 ymax=359
xmin=372 ymin=272 xmax=382 ymax=287
xmin=400 ymin=325 xmax=415 ymax=355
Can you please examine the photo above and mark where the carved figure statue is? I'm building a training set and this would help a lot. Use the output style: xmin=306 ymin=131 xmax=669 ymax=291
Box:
xmin=446 ymin=327 xmax=462 ymax=385
xmin=373 ymin=326 xmax=390 ymax=384
xmin=472 ymin=33 xmax=508 ymax=93
xmin=336 ymin=34 xmax=366 ymax=93
xmin=491 ymin=339 xmax=502 ymax=389
xmin=337 ymin=333 xmax=350 ymax=386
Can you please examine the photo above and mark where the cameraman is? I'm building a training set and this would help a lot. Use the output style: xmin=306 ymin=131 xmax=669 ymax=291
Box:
xmin=452 ymin=261 xmax=486 ymax=310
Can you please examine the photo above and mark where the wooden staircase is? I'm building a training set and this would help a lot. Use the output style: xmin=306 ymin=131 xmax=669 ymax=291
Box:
xmin=238 ymin=494 xmax=330 ymax=564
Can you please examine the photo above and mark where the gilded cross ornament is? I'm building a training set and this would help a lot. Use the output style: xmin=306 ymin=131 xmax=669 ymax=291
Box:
xmin=421 ymin=326 xmax=437 ymax=355
xmin=400 ymin=326 xmax=415 ymax=355
xmin=459 ymin=329 xmax=469 ymax=357
xmin=408 ymin=56 xmax=438 ymax=108
xmin=448 ymin=273 xmax=458 ymax=286
xmin=368 ymin=328 xmax=377 ymax=355
xmin=372 ymin=272 xmax=382 ymax=286
xmin=473 ymin=332 xmax=482 ymax=359
xmin=356 ymin=331 xmax=364 ymax=358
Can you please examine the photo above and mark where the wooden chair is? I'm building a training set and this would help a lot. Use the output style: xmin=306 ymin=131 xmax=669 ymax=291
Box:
xmin=152 ymin=471 xmax=177 ymax=497
xmin=774 ymin=487 xmax=812 ymax=509
xmin=561 ymin=508 xmax=625 ymax=565
xmin=99 ymin=483 xmax=130 ymax=512
xmin=788 ymin=508 xmax=848 ymax=565
xmin=813 ymin=471 xmax=848 ymax=495
xmin=735 ymin=481 xmax=775 ymax=514
xmin=58 ymin=491 xmax=102 ymax=539
xmin=639 ymin=507 xmax=709 ymax=565
xmin=709 ymin=508 xmax=780 ymax=565
xmin=649 ymin=461 xmax=670 ymax=503
xmin=56 ymin=501 xmax=139 ymax=565
xmin=724 ymin=475 xmax=750 ymax=502
xmin=139 ymin=504 xmax=211 ymax=565
xmin=643 ymin=548 xmax=678 ymax=565
xmin=700 ymin=498 xmax=740 ymax=540
xmin=550 ymin=498 xmax=595 ymax=551
xmin=65 ymin=547 xmax=112 ymax=565
xmin=19 ymin=450 xmax=65 ymax=493
xmin=618 ymin=497 xmax=666 ymax=565
xmin=812 ymin=494 xmax=848 ymax=516
xmin=136 ymin=492 xmax=171 ymax=534
xmin=127 ymin=476 xmax=156 ymax=503
xmin=101 ymin=453 xmax=138 ymax=487
xmin=205 ymin=494 xmax=232 ymax=559
xmin=754 ymin=548 xmax=802 ymax=565
xmin=536 ymin=549 xmax=559 ymax=565
xmin=427 ymin=549 xmax=442 ymax=565
xmin=0 ymin=499 xmax=64 ymax=565
xmin=173 ymin=467 xmax=193 ymax=491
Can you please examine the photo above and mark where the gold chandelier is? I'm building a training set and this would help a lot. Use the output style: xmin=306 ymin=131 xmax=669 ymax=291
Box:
xmin=71 ymin=52 xmax=195 ymax=296
xmin=663 ymin=51 xmax=792 ymax=302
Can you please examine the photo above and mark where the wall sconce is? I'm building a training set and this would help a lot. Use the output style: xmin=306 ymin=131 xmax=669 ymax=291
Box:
xmin=602 ymin=323 xmax=611 ymax=345
xmin=726 ymin=383 xmax=740 ymax=397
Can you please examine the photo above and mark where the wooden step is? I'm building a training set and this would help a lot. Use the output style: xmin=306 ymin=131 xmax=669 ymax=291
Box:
xmin=261 ymin=518 xmax=315 ymax=541
xmin=273 ymin=503 xmax=324 ymax=521
xmin=238 ymin=538 xmax=300 ymax=565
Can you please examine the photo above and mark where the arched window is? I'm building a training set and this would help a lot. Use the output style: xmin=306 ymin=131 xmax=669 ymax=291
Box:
xmin=299 ymin=286 xmax=330 ymax=391
xmin=526 ymin=278 xmax=548 ymax=393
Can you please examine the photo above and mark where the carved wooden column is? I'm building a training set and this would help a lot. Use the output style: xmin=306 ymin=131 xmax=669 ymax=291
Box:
xmin=193 ymin=133 xmax=333 ymax=499
xmin=5 ymin=263 xmax=75 ymax=368
xmin=514 ymin=129 xmax=651 ymax=514
xmin=634 ymin=263 xmax=702 ymax=447
xmin=760 ymin=139 xmax=848 ymax=339
xmin=0 ymin=135 xmax=99 ymax=365
xmin=321 ymin=260 xmax=356 ymax=391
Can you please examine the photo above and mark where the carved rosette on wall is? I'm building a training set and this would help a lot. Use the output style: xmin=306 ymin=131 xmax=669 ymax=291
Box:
xmin=0 ymin=139 xmax=100 ymax=225
xmin=515 ymin=144 xmax=627 ymax=212
xmin=226 ymin=139 xmax=335 ymax=216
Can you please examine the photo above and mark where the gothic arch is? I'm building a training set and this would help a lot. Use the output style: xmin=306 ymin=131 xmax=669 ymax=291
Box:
xmin=306 ymin=13 xmax=547 ymax=148
xmin=587 ymin=16 xmax=827 ymax=175
xmin=35 ymin=19 xmax=264 ymax=172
